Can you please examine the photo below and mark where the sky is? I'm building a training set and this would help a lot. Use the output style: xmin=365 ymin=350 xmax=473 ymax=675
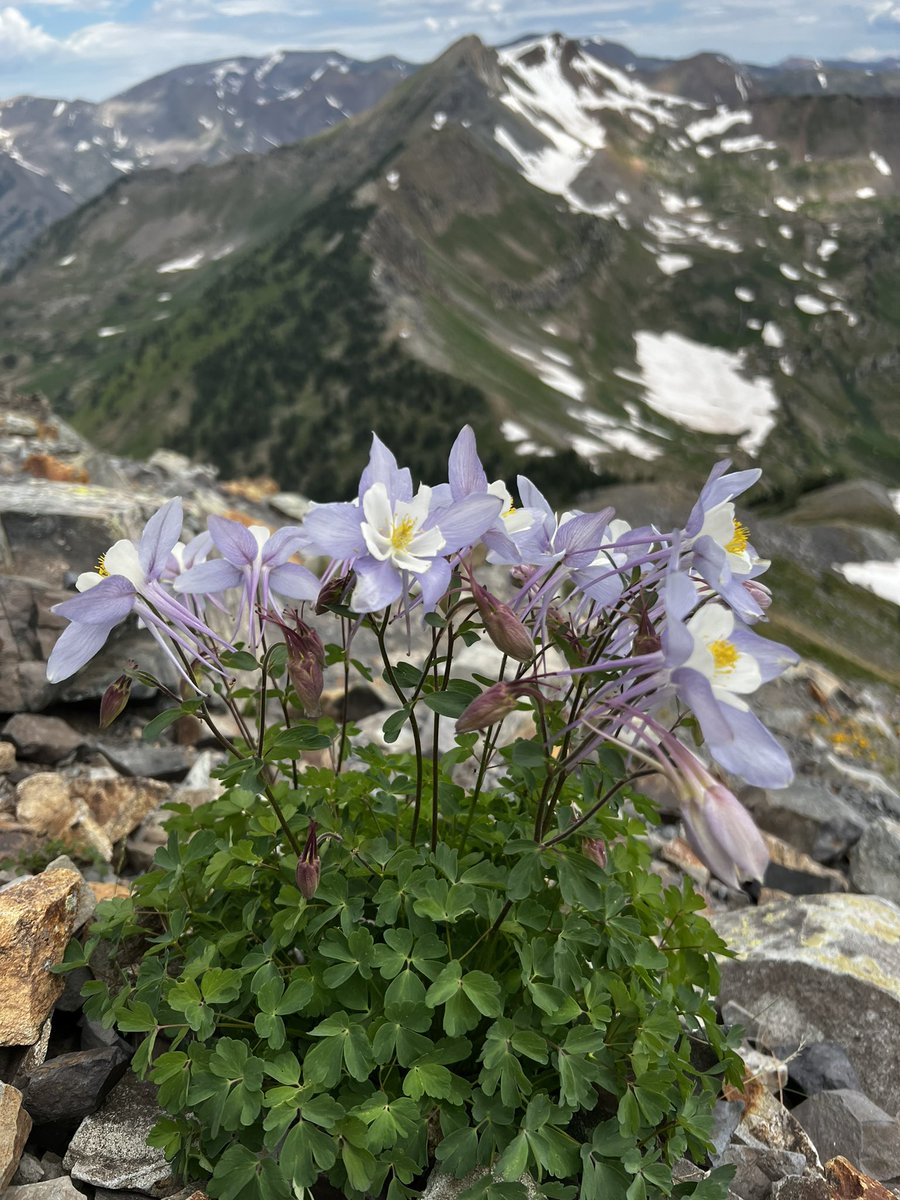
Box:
xmin=3 ymin=0 xmax=900 ymax=102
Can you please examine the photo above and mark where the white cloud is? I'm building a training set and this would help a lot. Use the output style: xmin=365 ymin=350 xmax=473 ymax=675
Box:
xmin=0 ymin=6 xmax=57 ymax=58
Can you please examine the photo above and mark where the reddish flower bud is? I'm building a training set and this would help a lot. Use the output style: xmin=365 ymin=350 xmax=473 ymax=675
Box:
xmin=99 ymin=673 xmax=131 ymax=729
xmin=633 ymin=607 xmax=662 ymax=656
xmin=455 ymin=681 xmax=539 ymax=734
xmin=471 ymin=580 xmax=535 ymax=662
xmin=295 ymin=820 xmax=321 ymax=899
xmin=315 ymin=573 xmax=353 ymax=614
xmin=583 ymin=838 xmax=607 ymax=869
xmin=263 ymin=609 xmax=325 ymax=717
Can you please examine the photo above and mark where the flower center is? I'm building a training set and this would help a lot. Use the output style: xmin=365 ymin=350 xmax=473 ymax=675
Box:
xmin=503 ymin=502 xmax=517 ymax=518
xmin=725 ymin=520 xmax=750 ymax=556
xmin=390 ymin=516 xmax=417 ymax=552
xmin=95 ymin=554 xmax=109 ymax=578
xmin=710 ymin=638 xmax=739 ymax=673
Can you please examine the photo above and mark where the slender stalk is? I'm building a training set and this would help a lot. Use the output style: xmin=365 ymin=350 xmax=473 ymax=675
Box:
xmin=371 ymin=611 xmax=425 ymax=845
xmin=539 ymin=770 xmax=654 ymax=850
xmin=335 ymin=615 xmax=351 ymax=775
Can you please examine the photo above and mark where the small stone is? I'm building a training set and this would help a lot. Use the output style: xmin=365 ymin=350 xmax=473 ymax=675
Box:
xmin=849 ymin=816 xmax=900 ymax=905
xmin=0 ymin=743 xmax=15 ymax=773
xmin=762 ymin=832 xmax=849 ymax=895
xmin=4 ymin=1179 xmax=88 ymax=1200
xmin=1 ymin=714 xmax=83 ymax=766
xmin=794 ymin=1091 xmax=900 ymax=1181
xmin=787 ymin=1043 xmax=862 ymax=1097
xmin=0 ymin=1081 xmax=31 ymax=1189
xmin=23 ymin=1045 xmax=130 ymax=1125
xmin=727 ymin=1076 xmax=821 ymax=1171
xmin=15 ymin=773 xmax=77 ymax=840
xmin=38 ymin=1152 xmax=65 ymax=1181
xmin=69 ymin=774 xmax=169 ymax=860
xmin=63 ymin=1073 xmax=175 ymax=1194
xmin=0 ymin=869 xmax=81 ymax=1044
xmin=10 ymin=1150 xmax=43 ymax=1185
xmin=88 ymin=881 xmax=130 ymax=903
xmin=825 ymin=1155 xmax=897 ymax=1198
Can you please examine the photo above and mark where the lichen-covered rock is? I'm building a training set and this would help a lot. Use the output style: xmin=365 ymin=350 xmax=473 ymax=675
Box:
xmin=63 ymin=1074 xmax=175 ymax=1194
xmin=793 ymin=1090 xmax=900 ymax=1182
xmin=0 ymin=868 xmax=82 ymax=1045
xmin=713 ymin=895 xmax=900 ymax=1117
xmin=825 ymin=1154 xmax=897 ymax=1198
xmin=849 ymin=816 xmax=900 ymax=905
xmin=15 ymin=773 xmax=78 ymax=840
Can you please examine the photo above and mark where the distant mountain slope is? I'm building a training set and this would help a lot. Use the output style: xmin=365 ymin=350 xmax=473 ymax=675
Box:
xmin=1 ymin=33 xmax=899 ymax=506
xmin=0 ymin=50 xmax=414 ymax=268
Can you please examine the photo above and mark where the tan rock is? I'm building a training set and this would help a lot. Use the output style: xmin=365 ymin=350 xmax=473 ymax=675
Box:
xmin=88 ymin=882 xmax=130 ymax=903
xmin=0 ymin=869 xmax=82 ymax=1045
xmin=69 ymin=776 xmax=169 ymax=860
xmin=0 ymin=1082 xmax=32 ymax=1189
xmin=825 ymin=1155 xmax=896 ymax=1198
xmin=0 ymin=742 xmax=15 ymax=773
xmin=16 ymin=773 xmax=77 ymax=840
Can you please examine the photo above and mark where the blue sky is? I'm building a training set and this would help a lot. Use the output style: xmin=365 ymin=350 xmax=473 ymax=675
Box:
xmin=3 ymin=0 xmax=900 ymax=101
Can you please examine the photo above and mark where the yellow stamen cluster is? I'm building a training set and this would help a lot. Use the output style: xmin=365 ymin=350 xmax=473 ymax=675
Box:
xmin=710 ymin=639 xmax=739 ymax=673
xmin=95 ymin=554 xmax=109 ymax=578
xmin=503 ymin=503 xmax=517 ymax=518
xmin=390 ymin=516 xmax=416 ymax=552
xmin=725 ymin=520 xmax=750 ymax=556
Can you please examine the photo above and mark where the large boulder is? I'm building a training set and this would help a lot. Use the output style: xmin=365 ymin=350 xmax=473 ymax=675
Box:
xmin=713 ymin=895 xmax=900 ymax=1117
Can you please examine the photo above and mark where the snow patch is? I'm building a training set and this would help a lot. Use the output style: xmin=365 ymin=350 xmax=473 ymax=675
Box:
xmin=510 ymin=344 xmax=585 ymax=401
xmin=817 ymin=238 xmax=839 ymax=261
xmin=657 ymin=253 xmax=693 ymax=275
xmin=856 ymin=186 xmax=877 ymax=199
xmin=774 ymin=196 xmax=801 ymax=212
xmin=779 ymin=263 xmax=801 ymax=281
xmin=98 ymin=326 xmax=124 ymax=338
xmin=720 ymin=134 xmax=776 ymax=154
xmin=52 ymin=101 xmax=66 ymax=118
xmin=385 ymin=169 xmax=400 ymax=191
xmin=833 ymin=561 xmax=900 ymax=606
xmin=58 ymin=254 xmax=76 ymax=267
xmin=632 ymin=331 xmax=778 ymax=455
xmin=735 ymin=286 xmax=755 ymax=302
xmin=762 ymin=322 xmax=785 ymax=348
xmin=431 ymin=111 xmax=447 ymax=131
xmin=686 ymin=107 xmax=751 ymax=142
xmin=157 ymin=251 xmax=204 ymax=273
xmin=794 ymin=295 xmax=828 ymax=315
xmin=778 ymin=224 xmax=794 ymax=240
xmin=869 ymin=150 xmax=891 ymax=176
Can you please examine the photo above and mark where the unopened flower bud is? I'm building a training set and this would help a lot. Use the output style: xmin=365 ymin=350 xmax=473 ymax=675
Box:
xmin=680 ymin=774 xmax=769 ymax=890
xmin=633 ymin=608 xmax=661 ymax=656
xmin=315 ymin=573 xmax=352 ymax=614
xmin=456 ymin=681 xmax=540 ymax=734
xmin=472 ymin=581 xmax=535 ymax=662
xmin=742 ymin=579 xmax=772 ymax=613
xmin=263 ymin=609 xmax=325 ymax=717
xmin=583 ymin=838 xmax=607 ymax=869
xmin=99 ymin=673 xmax=131 ymax=729
xmin=295 ymin=820 xmax=321 ymax=899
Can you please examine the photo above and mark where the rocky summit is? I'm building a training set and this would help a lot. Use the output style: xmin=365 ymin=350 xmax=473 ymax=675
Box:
xmin=0 ymin=389 xmax=898 ymax=1198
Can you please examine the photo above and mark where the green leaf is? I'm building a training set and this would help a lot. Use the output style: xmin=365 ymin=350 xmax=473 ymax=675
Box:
xmin=461 ymin=971 xmax=502 ymax=1017
xmin=423 ymin=686 xmax=478 ymax=718
xmin=618 ymin=1089 xmax=641 ymax=1137
xmin=435 ymin=1127 xmax=478 ymax=1176
xmin=142 ymin=707 xmax=187 ymax=742
xmin=496 ymin=1132 xmax=529 ymax=1181
xmin=342 ymin=1141 xmax=376 ymax=1192
xmin=115 ymin=1001 xmax=157 ymax=1033
xmin=221 ymin=650 xmax=260 ymax=672
xmin=201 ymin=968 xmax=242 ymax=1005
xmin=382 ymin=708 xmax=410 ymax=743
xmin=402 ymin=1061 xmax=453 ymax=1101
xmin=425 ymin=960 xmax=462 ymax=1007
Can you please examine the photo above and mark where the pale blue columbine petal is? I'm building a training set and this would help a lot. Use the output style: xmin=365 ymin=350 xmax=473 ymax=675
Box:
xmin=430 ymin=494 xmax=503 ymax=554
xmin=730 ymin=624 xmax=799 ymax=682
xmin=417 ymin=558 xmax=452 ymax=612
xmin=302 ymin=502 xmax=366 ymax=559
xmin=47 ymin=620 xmax=118 ymax=684
xmin=262 ymin=526 xmax=306 ymax=565
xmin=681 ymin=784 xmax=769 ymax=888
xmin=691 ymin=536 xmax=765 ymax=621
xmin=516 ymin=476 xmax=554 ymax=523
xmin=684 ymin=462 xmax=761 ymax=537
xmin=138 ymin=497 xmax=183 ymax=578
xmin=174 ymin=559 xmax=241 ymax=595
xmin=448 ymin=425 xmax=489 ymax=501
xmin=351 ymin=558 xmax=404 ymax=612
xmin=269 ymin=562 xmax=321 ymax=601
xmin=554 ymin=509 xmax=615 ymax=567
xmin=208 ymin=515 xmax=259 ymax=566
xmin=671 ymin=668 xmax=793 ymax=787
xmin=52 ymin=575 xmax=137 ymax=625
xmin=358 ymin=434 xmax=412 ymax=505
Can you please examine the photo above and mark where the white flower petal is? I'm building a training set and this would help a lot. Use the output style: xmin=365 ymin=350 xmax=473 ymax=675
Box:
xmin=102 ymin=540 xmax=146 ymax=588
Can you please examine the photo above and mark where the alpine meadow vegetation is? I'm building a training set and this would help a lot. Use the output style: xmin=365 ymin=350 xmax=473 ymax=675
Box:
xmin=53 ymin=426 xmax=799 ymax=1200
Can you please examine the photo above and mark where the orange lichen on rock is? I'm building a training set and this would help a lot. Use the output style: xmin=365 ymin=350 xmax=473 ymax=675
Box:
xmin=22 ymin=454 xmax=89 ymax=484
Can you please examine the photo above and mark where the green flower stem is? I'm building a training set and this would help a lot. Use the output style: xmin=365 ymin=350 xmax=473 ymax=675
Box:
xmin=539 ymin=769 xmax=654 ymax=851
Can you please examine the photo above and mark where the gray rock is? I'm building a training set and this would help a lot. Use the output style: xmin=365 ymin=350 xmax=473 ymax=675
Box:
xmin=769 ymin=1176 xmax=831 ymax=1199
xmin=23 ymin=1045 xmax=130 ymax=1125
xmin=787 ymin=1042 xmax=862 ymax=1097
xmin=43 ymin=855 xmax=96 ymax=932
xmin=10 ymin=1151 xmax=43 ymax=1185
xmin=722 ymin=1145 xmax=808 ymax=1200
xmin=710 ymin=1099 xmax=746 ymax=1160
xmin=2 ymin=714 xmax=83 ymax=765
xmin=713 ymin=895 xmax=900 ymax=1117
xmin=94 ymin=740 xmax=194 ymax=782
xmin=3 ymin=1180 xmax=86 ymax=1200
xmin=793 ymin=1090 xmax=900 ymax=1181
xmin=63 ymin=1073 xmax=174 ymax=1194
xmin=38 ymin=1152 xmax=65 ymax=1181
xmin=742 ymin=779 xmax=864 ymax=862
xmin=849 ymin=816 xmax=900 ymax=904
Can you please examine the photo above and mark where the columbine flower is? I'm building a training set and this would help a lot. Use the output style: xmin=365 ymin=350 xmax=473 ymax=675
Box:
xmin=662 ymin=572 xmax=797 ymax=787
xmin=174 ymin=517 xmax=319 ymax=647
xmin=47 ymin=498 xmax=225 ymax=685
xmin=683 ymin=461 xmax=770 ymax=620
xmin=447 ymin=425 xmax=539 ymax=557
xmin=303 ymin=433 xmax=502 ymax=614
